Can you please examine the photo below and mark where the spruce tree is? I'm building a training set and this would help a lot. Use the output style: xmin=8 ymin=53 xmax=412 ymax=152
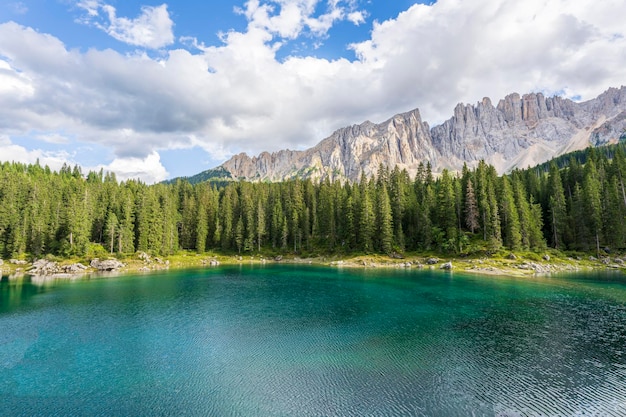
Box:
xmin=547 ymin=162 xmax=567 ymax=249
xmin=376 ymin=183 xmax=394 ymax=254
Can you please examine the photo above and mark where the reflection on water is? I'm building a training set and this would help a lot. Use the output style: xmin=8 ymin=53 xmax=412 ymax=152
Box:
xmin=1 ymin=267 xmax=626 ymax=416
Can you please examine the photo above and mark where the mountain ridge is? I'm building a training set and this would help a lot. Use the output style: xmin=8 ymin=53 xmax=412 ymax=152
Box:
xmin=186 ymin=86 xmax=626 ymax=183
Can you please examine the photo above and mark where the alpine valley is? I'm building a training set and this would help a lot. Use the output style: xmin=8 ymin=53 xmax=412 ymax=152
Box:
xmin=186 ymin=86 xmax=626 ymax=183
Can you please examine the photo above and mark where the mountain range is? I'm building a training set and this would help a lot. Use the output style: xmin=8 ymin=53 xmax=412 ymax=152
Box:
xmin=186 ymin=86 xmax=626 ymax=183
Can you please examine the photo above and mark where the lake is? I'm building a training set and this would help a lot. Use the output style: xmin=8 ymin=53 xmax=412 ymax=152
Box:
xmin=1 ymin=265 xmax=626 ymax=416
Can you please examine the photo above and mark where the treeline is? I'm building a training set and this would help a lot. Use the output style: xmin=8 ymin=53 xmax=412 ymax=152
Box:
xmin=1 ymin=146 xmax=625 ymax=259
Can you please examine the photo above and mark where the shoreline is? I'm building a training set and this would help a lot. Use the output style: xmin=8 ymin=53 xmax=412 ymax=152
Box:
xmin=2 ymin=251 xmax=624 ymax=282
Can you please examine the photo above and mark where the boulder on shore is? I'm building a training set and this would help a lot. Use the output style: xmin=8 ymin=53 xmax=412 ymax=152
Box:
xmin=29 ymin=259 xmax=58 ymax=275
xmin=426 ymin=257 xmax=439 ymax=265
xmin=28 ymin=260 xmax=89 ymax=276
xmin=90 ymin=258 xmax=124 ymax=271
xmin=440 ymin=262 xmax=453 ymax=270
xmin=62 ymin=263 xmax=88 ymax=273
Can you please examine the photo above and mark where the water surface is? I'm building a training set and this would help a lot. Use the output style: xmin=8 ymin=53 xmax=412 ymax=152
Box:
xmin=1 ymin=266 xmax=626 ymax=416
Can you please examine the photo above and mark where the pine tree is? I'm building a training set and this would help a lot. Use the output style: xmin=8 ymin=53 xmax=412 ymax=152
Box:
xmin=195 ymin=191 xmax=208 ymax=253
xmin=358 ymin=181 xmax=375 ymax=252
xmin=376 ymin=183 xmax=394 ymax=254
xmin=256 ymin=198 xmax=266 ymax=252
xmin=464 ymin=178 xmax=479 ymax=234
xmin=583 ymin=160 xmax=603 ymax=255
xmin=235 ymin=216 xmax=244 ymax=254
xmin=105 ymin=211 xmax=118 ymax=254
xmin=499 ymin=175 xmax=522 ymax=250
xmin=547 ymin=162 xmax=567 ymax=249
xmin=436 ymin=170 xmax=458 ymax=252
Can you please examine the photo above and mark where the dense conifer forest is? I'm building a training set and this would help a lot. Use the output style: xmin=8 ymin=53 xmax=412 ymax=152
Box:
xmin=2 ymin=144 xmax=626 ymax=260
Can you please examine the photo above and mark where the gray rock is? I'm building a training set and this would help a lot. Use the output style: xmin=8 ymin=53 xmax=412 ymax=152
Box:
xmin=507 ymin=253 xmax=517 ymax=260
xmin=0 ymin=259 xmax=3 ymax=266
xmin=543 ymin=254 xmax=550 ymax=261
xmin=440 ymin=262 xmax=453 ymax=270
xmin=90 ymin=258 xmax=124 ymax=271
xmin=10 ymin=259 xmax=28 ymax=265
xmin=29 ymin=259 xmax=58 ymax=275
xmin=209 ymin=260 xmax=220 ymax=266
xmin=426 ymin=257 xmax=439 ymax=265
xmin=517 ymin=262 xmax=551 ymax=274
xmin=63 ymin=263 xmax=88 ymax=273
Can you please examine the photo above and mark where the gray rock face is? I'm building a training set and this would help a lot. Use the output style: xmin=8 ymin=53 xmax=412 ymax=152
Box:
xmin=216 ymin=86 xmax=626 ymax=182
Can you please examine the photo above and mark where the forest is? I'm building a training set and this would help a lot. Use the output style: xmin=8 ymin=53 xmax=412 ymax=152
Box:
xmin=1 ymin=144 xmax=626 ymax=260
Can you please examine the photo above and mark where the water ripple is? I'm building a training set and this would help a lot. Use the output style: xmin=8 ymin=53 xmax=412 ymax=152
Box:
xmin=1 ymin=268 xmax=626 ymax=416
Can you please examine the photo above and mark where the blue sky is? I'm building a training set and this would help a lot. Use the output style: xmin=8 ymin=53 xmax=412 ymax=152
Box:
xmin=1 ymin=0 xmax=625 ymax=182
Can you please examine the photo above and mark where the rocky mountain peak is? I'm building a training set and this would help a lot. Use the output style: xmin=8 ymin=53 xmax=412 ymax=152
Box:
xmin=210 ymin=86 xmax=626 ymax=182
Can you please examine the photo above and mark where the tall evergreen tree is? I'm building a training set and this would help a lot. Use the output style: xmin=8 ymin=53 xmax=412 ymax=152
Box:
xmin=376 ymin=183 xmax=394 ymax=254
xmin=547 ymin=162 xmax=567 ymax=249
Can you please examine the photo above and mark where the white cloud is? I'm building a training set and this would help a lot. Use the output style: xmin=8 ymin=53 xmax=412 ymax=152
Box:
xmin=98 ymin=152 xmax=168 ymax=183
xmin=9 ymin=2 xmax=28 ymax=15
xmin=0 ymin=136 xmax=75 ymax=171
xmin=1 ymin=0 xmax=626 ymax=182
xmin=0 ymin=136 xmax=167 ymax=183
xmin=0 ymin=59 xmax=34 ymax=99
xmin=347 ymin=11 xmax=365 ymax=25
xmin=236 ymin=0 xmax=366 ymax=39
xmin=36 ymin=133 xmax=70 ymax=144
xmin=76 ymin=2 xmax=174 ymax=49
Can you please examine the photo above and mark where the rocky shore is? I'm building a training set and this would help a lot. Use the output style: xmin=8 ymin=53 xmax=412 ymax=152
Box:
xmin=1 ymin=251 xmax=624 ymax=282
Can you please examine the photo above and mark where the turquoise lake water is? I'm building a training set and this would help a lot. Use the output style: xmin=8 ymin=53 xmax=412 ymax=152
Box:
xmin=1 ymin=266 xmax=626 ymax=416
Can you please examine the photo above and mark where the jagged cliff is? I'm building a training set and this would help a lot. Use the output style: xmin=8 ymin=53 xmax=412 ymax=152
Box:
xmin=215 ymin=86 xmax=626 ymax=182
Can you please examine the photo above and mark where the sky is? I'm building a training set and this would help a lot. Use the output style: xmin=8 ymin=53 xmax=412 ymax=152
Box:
xmin=1 ymin=0 xmax=625 ymax=183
